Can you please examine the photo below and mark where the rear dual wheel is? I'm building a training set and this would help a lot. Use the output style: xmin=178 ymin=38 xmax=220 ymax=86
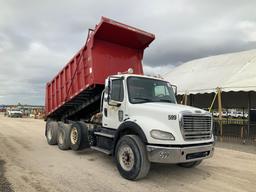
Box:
xmin=46 ymin=120 xmax=90 ymax=151
xmin=57 ymin=122 xmax=72 ymax=150
xmin=45 ymin=120 xmax=71 ymax=150
xmin=45 ymin=120 xmax=58 ymax=145
xmin=69 ymin=122 xmax=90 ymax=151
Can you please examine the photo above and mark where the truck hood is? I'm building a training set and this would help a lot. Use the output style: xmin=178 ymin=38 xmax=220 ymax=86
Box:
xmin=137 ymin=102 xmax=210 ymax=116
xmin=128 ymin=102 xmax=213 ymax=145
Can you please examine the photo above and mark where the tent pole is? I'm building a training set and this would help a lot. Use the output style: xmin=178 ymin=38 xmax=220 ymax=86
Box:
xmin=217 ymin=87 xmax=223 ymax=138
xmin=209 ymin=91 xmax=218 ymax=112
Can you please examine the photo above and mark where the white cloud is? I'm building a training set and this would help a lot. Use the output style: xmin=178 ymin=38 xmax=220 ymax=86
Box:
xmin=143 ymin=64 xmax=175 ymax=76
xmin=237 ymin=21 xmax=256 ymax=42
xmin=0 ymin=0 xmax=256 ymax=104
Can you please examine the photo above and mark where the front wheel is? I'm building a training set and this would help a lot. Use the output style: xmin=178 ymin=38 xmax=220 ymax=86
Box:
xmin=178 ymin=160 xmax=202 ymax=168
xmin=115 ymin=135 xmax=150 ymax=180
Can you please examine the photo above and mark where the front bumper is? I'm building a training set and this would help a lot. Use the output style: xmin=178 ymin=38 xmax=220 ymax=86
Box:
xmin=146 ymin=143 xmax=214 ymax=164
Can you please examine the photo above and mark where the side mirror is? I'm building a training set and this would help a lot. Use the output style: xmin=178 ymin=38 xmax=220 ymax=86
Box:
xmin=172 ymin=85 xmax=177 ymax=96
xmin=106 ymin=79 xmax=121 ymax=107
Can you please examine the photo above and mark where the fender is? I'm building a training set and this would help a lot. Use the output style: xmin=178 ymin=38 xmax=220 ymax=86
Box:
xmin=113 ymin=121 xmax=148 ymax=149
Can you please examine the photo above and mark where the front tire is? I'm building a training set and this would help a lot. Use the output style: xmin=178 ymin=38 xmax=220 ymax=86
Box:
xmin=178 ymin=160 xmax=202 ymax=168
xmin=115 ymin=135 xmax=150 ymax=180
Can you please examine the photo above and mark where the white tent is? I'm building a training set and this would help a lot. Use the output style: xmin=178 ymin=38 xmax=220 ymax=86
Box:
xmin=164 ymin=49 xmax=256 ymax=95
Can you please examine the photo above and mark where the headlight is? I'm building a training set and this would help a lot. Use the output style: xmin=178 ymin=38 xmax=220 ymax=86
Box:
xmin=150 ymin=130 xmax=175 ymax=140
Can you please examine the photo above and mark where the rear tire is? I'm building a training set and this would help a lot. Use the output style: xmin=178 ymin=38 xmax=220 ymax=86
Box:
xmin=70 ymin=122 xmax=90 ymax=151
xmin=178 ymin=160 xmax=202 ymax=168
xmin=45 ymin=120 xmax=58 ymax=145
xmin=57 ymin=122 xmax=71 ymax=150
xmin=115 ymin=135 xmax=150 ymax=180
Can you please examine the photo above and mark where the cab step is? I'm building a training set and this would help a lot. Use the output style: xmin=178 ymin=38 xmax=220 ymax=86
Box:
xmin=94 ymin=131 xmax=114 ymax=138
xmin=90 ymin=146 xmax=111 ymax=155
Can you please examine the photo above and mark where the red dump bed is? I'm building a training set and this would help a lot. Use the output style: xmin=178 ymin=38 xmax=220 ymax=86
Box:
xmin=45 ymin=17 xmax=155 ymax=118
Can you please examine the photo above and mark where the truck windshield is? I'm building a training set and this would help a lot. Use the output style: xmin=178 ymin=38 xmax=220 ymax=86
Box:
xmin=127 ymin=77 xmax=177 ymax=104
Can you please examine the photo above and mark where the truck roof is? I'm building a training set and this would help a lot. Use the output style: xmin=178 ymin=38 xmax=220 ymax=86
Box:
xmin=112 ymin=73 xmax=166 ymax=82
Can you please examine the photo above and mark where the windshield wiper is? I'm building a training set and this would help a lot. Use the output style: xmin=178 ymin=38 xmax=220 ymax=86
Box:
xmin=132 ymin=97 xmax=154 ymax=103
xmin=157 ymin=99 xmax=173 ymax=103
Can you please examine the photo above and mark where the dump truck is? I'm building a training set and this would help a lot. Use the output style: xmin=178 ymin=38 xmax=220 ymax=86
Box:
xmin=45 ymin=17 xmax=214 ymax=180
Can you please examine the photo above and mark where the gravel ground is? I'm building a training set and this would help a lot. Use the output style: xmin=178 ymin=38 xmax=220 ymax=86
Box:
xmin=0 ymin=160 xmax=13 ymax=192
xmin=215 ymin=141 xmax=256 ymax=154
xmin=0 ymin=114 xmax=255 ymax=192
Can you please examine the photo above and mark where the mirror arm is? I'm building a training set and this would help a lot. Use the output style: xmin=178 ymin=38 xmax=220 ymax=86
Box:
xmin=107 ymin=77 xmax=111 ymax=105
xmin=109 ymin=102 xmax=121 ymax=107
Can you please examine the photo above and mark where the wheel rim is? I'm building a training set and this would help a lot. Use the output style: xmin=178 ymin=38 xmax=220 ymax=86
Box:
xmin=47 ymin=127 xmax=52 ymax=140
xmin=58 ymin=130 xmax=64 ymax=145
xmin=70 ymin=127 xmax=78 ymax=144
xmin=118 ymin=144 xmax=135 ymax=171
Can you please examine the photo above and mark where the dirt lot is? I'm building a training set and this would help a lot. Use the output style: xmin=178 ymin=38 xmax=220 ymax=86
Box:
xmin=0 ymin=114 xmax=255 ymax=192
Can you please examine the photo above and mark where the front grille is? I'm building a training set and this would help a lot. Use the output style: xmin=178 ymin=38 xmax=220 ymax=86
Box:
xmin=182 ymin=115 xmax=212 ymax=141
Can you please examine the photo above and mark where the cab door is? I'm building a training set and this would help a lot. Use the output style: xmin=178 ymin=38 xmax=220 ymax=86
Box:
xmin=102 ymin=78 xmax=125 ymax=129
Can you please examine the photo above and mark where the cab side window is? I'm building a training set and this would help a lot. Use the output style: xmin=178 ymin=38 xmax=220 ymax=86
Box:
xmin=111 ymin=79 xmax=124 ymax=102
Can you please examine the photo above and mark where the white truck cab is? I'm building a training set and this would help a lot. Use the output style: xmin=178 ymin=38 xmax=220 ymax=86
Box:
xmin=98 ymin=73 xmax=214 ymax=179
